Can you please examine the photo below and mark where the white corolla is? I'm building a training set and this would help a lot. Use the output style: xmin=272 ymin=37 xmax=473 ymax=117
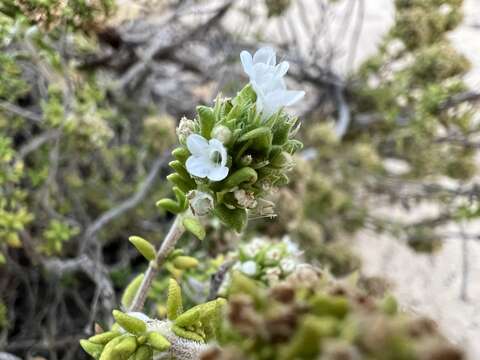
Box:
xmin=240 ymin=47 xmax=305 ymax=119
xmin=185 ymin=134 xmax=229 ymax=181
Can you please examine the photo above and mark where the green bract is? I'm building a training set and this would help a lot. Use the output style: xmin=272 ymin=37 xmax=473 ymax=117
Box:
xmin=158 ymin=85 xmax=302 ymax=232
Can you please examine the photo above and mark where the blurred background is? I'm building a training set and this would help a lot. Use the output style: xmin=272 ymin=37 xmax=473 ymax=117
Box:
xmin=1 ymin=0 xmax=480 ymax=359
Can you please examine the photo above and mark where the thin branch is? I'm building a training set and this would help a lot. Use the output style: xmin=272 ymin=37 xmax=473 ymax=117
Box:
xmin=129 ymin=215 xmax=185 ymax=312
xmin=81 ymin=153 xmax=169 ymax=252
xmin=208 ymin=259 xmax=236 ymax=301
xmin=333 ymin=83 xmax=351 ymax=139
xmin=0 ymin=101 xmax=42 ymax=122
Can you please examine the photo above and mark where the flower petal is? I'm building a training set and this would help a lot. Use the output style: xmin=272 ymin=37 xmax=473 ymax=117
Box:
xmin=208 ymin=138 xmax=228 ymax=166
xmin=253 ymin=47 xmax=276 ymax=66
xmin=240 ymin=50 xmax=254 ymax=77
xmin=186 ymin=156 xmax=210 ymax=178
xmin=275 ymin=61 xmax=289 ymax=77
xmin=186 ymin=134 xmax=209 ymax=155
xmin=208 ymin=166 xmax=229 ymax=181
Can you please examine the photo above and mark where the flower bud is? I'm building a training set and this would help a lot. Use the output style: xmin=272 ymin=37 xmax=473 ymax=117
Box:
xmin=176 ymin=117 xmax=196 ymax=144
xmin=187 ymin=190 xmax=214 ymax=216
xmin=211 ymin=125 xmax=232 ymax=144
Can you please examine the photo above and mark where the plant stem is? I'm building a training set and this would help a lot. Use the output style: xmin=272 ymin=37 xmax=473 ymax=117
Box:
xmin=129 ymin=215 xmax=185 ymax=312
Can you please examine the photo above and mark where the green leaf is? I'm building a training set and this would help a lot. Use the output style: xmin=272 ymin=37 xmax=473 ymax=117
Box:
xmin=197 ymin=105 xmax=215 ymax=138
xmin=222 ymin=167 xmax=258 ymax=189
xmin=133 ymin=345 xmax=153 ymax=360
xmin=112 ymin=310 xmax=146 ymax=336
xmin=172 ymin=187 xmax=188 ymax=210
xmin=172 ymin=147 xmax=190 ymax=163
xmin=169 ymin=160 xmax=191 ymax=181
xmin=167 ymin=278 xmax=183 ymax=320
xmin=238 ymin=127 xmax=271 ymax=142
xmin=174 ymin=307 xmax=200 ymax=327
xmin=182 ymin=216 xmax=206 ymax=241
xmin=214 ymin=204 xmax=247 ymax=233
xmin=121 ymin=273 xmax=144 ymax=309
xmin=156 ymin=198 xmax=183 ymax=214
xmin=129 ymin=236 xmax=156 ymax=261
xmin=171 ymin=325 xmax=205 ymax=343
xmin=172 ymin=255 xmax=199 ymax=269
xmin=80 ymin=340 xmax=104 ymax=359
xmin=167 ymin=173 xmax=195 ymax=193
xmin=99 ymin=335 xmax=124 ymax=360
xmin=113 ymin=336 xmax=138 ymax=360
xmin=147 ymin=332 xmax=171 ymax=351
xmin=89 ymin=331 xmax=121 ymax=345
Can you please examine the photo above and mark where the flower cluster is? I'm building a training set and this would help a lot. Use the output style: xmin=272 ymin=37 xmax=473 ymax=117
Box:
xmin=158 ymin=48 xmax=304 ymax=232
xmin=227 ymin=236 xmax=303 ymax=287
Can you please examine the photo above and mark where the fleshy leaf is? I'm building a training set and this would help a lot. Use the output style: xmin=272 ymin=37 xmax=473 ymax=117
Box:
xmin=182 ymin=216 xmax=206 ymax=241
xmin=147 ymin=332 xmax=171 ymax=351
xmin=129 ymin=236 xmax=156 ymax=261
xmin=121 ymin=273 xmax=145 ymax=309
xmin=167 ymin=278 xmax=183 ymax=320
xmin=112 ymin=310 xmax=146 ymax=335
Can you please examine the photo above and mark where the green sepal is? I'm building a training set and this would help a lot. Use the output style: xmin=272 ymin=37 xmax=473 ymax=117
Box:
xmin=167 ymin=278 xmax=183 ymax=320
xmin=134 ymin=345 xmax=153 ymax=360
xmin=284 ymin=139 xmax=303 ymax=154
xmin=129 ymin=236 xmax=156 ymax=261
xmin=80 ymin=339 xmax=104 ymax=359
xmin=238 ymin=127 xmax=271 ymax=142
xmin=166 ymin=173 xmax=196 ymax=193
xmin=182 ymin=216 xmax=206 ymax=241
xmin=169 ymin=160 xmax=191 ymax=181
xmin=270 ymin=151 xmax=291 ymax=168
xmin=234 ymin=83 xmax=256 ymax=106
xmin=171 ymin=325 xmax=205 ymax=343
xmin=222 ymin=167 xmax=258 ymax=189
xmin=147 ymin=332 xmax=171 ymax=351
xmin=88 ymin=331 xmax=121 ymax=345
xmin=272 ymin=121 xmax=292 ymax=145
xmin=197 ymin=105 xmax=215 ymax=138
xmin=172 ymin=255 xmax=199 ymax=269
xmin=112 ymin=310 xmax=146 ymax=335
xmin=174 ymin=307 xmax=200 ymax=327
xmin=213 ymin=204 xmax=247 ymax=233
xmin=121 ymin=273 xmax=145 ymax=309
xmin=172 ymin=147 xmax=190 ymax=163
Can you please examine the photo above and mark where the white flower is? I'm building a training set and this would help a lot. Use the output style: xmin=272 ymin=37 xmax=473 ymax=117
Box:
xmin=240 ymin=47 xmax=305 ymax=119
xmin=240 ymin=260 xmax=258 ymax=276
xmin=185 ymin=134 xmax=229 ymax=181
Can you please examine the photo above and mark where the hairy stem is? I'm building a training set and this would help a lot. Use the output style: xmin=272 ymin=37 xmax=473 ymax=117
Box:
xmin=129 ymin=215 xmax=185 ymax=312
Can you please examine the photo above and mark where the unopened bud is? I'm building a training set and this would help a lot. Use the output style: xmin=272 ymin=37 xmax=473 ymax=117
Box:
xmin=211 ymin=125 xmax=232 ymax=144
xmin=176 ymin=117 xmax=196 ymax=144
